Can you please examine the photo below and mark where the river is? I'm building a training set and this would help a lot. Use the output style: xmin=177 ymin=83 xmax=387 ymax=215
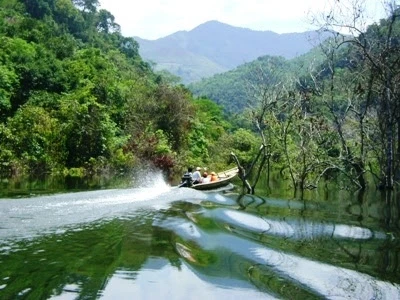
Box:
xmin=0 ymin=172 xmax=399 ymax=299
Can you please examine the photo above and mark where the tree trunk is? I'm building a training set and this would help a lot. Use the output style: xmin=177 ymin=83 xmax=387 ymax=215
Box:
xmin=384 ymin=83 xmax=394 ymax=189
xmin=231 ymin=152 xmax=253 ymax=194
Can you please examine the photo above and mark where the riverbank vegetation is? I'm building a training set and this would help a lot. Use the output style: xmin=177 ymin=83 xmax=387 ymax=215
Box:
xmin=0 ymin=0 xmax=239 ymax=181
xmin=191 ymin=1 xmax=400 ymax=193
xmin=1 ymin=0 xmax=399 ymax=194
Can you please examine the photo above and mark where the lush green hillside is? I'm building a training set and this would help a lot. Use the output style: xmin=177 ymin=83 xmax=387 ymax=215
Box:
xmin=188 ymin=46 xmax=326 ymax=114
xmin=1 ymin=0 xmax=399 ymax=193
xmin=136 ymin=20 xmax=328 ymax=84
xmin=0 ymin=0 xmax=237 ymax=178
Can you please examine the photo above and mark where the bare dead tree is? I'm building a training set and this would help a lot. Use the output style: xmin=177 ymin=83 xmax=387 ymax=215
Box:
xmin=311 ymin=0 xmax=400 ymax=189
xmin=230 ymin=59 xmax=287 ymax=194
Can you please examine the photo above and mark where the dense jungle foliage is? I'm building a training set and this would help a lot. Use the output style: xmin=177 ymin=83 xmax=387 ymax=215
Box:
xmin=1 ymin=0 xmax=399 ymax=193
xmin=0 ymin=0 xmax=249 ymax=180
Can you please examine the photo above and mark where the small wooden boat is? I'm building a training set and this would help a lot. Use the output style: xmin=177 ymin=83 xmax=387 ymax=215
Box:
xmin=189 ymin=167 xmax=238 ymax=190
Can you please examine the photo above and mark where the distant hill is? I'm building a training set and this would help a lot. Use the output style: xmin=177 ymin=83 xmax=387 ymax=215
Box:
xmin=188 ymin=46 xmax=327 ymax=114
xmin=135 ymin=20 xmax=326 ymax=83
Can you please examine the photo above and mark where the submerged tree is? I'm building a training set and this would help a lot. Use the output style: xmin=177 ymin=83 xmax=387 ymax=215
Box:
xmin=231 ymin=57 xmax=334 ymax=194
xmin=313 ymin=0 xmax=400 ymax=189
xmin=232 ymin=3 xmax=400 ymax=194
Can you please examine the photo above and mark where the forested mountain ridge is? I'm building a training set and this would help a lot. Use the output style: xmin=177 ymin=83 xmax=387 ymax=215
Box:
xmin=188 ymin=46 xmax=326 ymax=114
xmin=135 ymin=20 xmax=327 ymax=83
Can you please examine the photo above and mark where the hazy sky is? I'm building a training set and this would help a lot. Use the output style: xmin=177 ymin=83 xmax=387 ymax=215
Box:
xmin=99 ymin=0 xmax=388 ymax=40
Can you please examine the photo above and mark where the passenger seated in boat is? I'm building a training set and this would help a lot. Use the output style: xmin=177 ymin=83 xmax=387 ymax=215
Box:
xmin=210 ymin=172 xmax=218 ymax=182
xmin=192 ymin=167 xmax=202 ymax=184
xmin=202 ymin=172 xmax=211 ymax=183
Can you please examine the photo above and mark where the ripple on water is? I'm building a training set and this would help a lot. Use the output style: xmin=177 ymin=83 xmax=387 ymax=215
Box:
xmin=210 ymin=207 xmax=383 ymax=242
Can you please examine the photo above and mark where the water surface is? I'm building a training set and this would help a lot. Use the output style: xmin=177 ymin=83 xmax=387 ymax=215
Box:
xmin=0 ymin=175 xmax=399 ymax=299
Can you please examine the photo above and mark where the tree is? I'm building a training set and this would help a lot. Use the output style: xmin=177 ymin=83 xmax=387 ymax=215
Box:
xmin=314 ymin=0 xmax=400 ymax=189
xmin=58 ymin=86 xmax=119 ymax=168
xmin=307 ymin=37 xmax=370 ymax=189
xmin=72 ymin=0 xmax=99 ymax=13
xmin=96 ymin=9 xmax=119 ymax=34
xmin=0 ymin=64 xmax=17 ymax=120
xmin=153 ymin=84 xmax=194 ymax=151
xmin=7 ymin=105 xmax=62 ymax=174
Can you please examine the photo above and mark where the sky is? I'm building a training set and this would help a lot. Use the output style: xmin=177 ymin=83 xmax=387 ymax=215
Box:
xmin=99 ymin=0 xmax=389 ymax=40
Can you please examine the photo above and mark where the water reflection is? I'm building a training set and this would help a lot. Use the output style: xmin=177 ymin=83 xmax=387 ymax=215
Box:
xmin=161 ymin=216 xmax=400 ymax=299
xmin=208 ymin=209 xmax=382 ymax=240
xmin=0 ymin=182 xmax=399 ymax=299
xmin=99 ymin=258 xmax=273 ymax=300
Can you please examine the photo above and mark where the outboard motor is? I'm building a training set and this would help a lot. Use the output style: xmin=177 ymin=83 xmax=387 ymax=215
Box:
xmin=179 ymin=173 xmax=193 ymax=188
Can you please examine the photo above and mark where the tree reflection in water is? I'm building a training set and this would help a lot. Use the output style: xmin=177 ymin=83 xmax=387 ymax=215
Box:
xmin=0 ymin=185 xmax=399 ymax=299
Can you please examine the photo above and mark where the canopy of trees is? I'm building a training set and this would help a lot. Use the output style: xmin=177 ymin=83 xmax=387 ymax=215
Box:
xmin=190 ymin=2 xmax=400 ymax=192
xmin=0 ymin=0 xmax=236 ymax=179
xmin=2 ymin=0 xmax=399 ymax=194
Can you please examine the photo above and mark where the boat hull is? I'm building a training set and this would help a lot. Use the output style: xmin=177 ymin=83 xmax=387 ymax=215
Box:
xmin=191 ymin=167 xmax=238 ymax=190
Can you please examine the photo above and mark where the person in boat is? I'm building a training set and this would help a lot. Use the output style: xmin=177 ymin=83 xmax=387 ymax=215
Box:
xmin=202 ymin=172 xmax=211 ymax=183
xmin=180 ymin=167 xmax=193 ymax=187
xmin=210 ymin=171 xmax=218 ymax=182
xmin=186 ymin=167 xmax=193 ymax=177
xmin=192 ymin=167 xmax=202 ymax=184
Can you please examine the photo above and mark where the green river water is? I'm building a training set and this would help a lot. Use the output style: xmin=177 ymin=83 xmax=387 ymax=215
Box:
xmin=0 ymin=172 xmax=399 ymax=299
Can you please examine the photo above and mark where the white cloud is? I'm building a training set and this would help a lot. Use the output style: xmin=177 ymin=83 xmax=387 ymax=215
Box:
xmin=99 ymin=0 xmax=388 ymax=40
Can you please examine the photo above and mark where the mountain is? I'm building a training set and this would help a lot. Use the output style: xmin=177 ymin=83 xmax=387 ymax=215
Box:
xmin=188 ymin=46 xmax=327 ymax=115
xmin=135 ymin=20 xmax=326 ymax=84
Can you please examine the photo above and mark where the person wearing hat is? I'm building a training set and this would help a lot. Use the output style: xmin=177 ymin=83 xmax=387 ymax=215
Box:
xmin=210 ymin=171 xmax=218 ymax=182
xmin=192 ymin=167 xmax=202 ymax=184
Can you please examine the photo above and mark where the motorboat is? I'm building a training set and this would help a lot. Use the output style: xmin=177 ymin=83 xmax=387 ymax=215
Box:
xmin=179 ymin=167 xmax=238 ymax=190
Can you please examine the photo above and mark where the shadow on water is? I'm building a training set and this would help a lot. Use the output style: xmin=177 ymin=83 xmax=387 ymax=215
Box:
xmin=0 ymin=172 xmax=399 ymax=299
